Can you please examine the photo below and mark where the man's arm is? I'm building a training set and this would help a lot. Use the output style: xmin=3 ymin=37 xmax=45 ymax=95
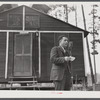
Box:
xmin=50 ymin=47 xmax=65 ymax=64
xmin=50 ymin=47 xmax=75 ymax=64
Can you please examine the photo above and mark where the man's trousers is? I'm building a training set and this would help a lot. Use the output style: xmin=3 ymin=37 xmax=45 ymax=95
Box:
xmin=54 ymin=70 xmax=71 ymax=90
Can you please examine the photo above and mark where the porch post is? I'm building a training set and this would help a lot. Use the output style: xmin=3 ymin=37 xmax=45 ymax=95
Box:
xmin=5 ymin=31 xmax=9 ymax=79
xmin=23 ymin=5 xmax=25 ymax=31
xmin=38 ymin=31 xmax=41 ymax=77
xmin=82 ymin=32 xmax=87 ymax=90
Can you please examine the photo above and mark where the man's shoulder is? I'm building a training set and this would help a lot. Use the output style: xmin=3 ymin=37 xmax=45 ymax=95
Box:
xmin=51 ymin=46 xmax=60 ymax=50
xmin=51 ymin=46 xmax=61 ymax=53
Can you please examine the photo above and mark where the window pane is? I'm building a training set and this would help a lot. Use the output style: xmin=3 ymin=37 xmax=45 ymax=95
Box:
xmin=23 ymin=34 xmax=31 ymax=54
xmin=15 ymin=35 xmax=23 ymax=54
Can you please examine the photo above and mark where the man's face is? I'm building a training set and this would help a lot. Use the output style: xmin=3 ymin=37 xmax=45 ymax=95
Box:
xmin=60 ymin=37 xmax=69 ymax=48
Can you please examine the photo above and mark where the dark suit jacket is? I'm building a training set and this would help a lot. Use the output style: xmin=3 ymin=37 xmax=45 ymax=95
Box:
xmin=50 ymin=46 xmax=71 ymax=81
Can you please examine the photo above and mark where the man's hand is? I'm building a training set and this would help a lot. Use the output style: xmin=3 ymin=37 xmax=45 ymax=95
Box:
xmin=69 ymin=56 xmax=75 ymax=61
xmin=65 ymin=56 xmax=75 ymax=61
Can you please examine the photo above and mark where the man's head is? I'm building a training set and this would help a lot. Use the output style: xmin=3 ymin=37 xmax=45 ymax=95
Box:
xmin=58 ymin=35 xmax=69 ymax=48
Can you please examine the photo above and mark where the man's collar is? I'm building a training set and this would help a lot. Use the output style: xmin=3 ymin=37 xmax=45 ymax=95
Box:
xmin=60 ymin=46 xmax=66 ymax=53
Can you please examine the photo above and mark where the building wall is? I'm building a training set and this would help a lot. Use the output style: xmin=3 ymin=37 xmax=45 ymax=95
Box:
xmin=0 ymin=6 xmax=86 ymax=82
xmin=25 ymin=6 xmax=81 ymax=31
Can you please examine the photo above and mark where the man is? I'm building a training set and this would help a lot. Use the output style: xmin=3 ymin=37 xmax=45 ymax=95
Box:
xmin=50 ymin=35 xmax=75 ymax=90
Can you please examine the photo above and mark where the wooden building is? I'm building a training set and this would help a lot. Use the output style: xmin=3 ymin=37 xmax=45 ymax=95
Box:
xmin=0 ymin=5 xmax=89 ymax=86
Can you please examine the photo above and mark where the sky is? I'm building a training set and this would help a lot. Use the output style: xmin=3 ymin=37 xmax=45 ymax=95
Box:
xmin=0 ymin=1 xmax=100 ymax=75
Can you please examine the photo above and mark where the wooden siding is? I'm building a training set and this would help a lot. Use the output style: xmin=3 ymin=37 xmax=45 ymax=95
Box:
xmin=0 ymin=6 xmax=23 ymax=30
xmin=25 ymin=7 xmax=84 ymax=32
xmin=0 ymin=32 xmax=6 ymax=80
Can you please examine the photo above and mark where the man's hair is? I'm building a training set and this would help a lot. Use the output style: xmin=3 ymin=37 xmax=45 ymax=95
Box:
xmin=57 ymin=35 xmax=68 ymax=43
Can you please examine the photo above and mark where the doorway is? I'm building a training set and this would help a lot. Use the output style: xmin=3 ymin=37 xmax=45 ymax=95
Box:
xmin=14 ymin=33 xmax=32 ymax=76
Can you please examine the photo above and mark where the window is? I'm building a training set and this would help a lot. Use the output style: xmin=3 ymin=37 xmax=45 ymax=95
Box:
xmin=8 ymin=14 xmax=22 ymax=27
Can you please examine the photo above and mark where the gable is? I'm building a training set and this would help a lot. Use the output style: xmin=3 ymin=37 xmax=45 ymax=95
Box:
xmin=0 ymin=5 xmax=89 ymax=37
xmin=0 ymin=6 xmax=23 ymax=30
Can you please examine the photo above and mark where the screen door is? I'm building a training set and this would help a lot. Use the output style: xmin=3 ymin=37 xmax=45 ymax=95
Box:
xmin=14 ymin=33 xmax=32 ymax=76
